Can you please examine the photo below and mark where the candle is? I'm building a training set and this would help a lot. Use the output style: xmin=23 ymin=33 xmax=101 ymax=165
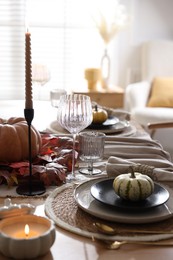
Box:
xmin=0 ymin=215 xmax=56 ymax=259
xmin=25 ymin=29 xmax=33 ymax=109
xmin=1 ymin=220 xmax=49 ymax=238
xmin=12 ymin=223 xmax=44 ymax=239
xmin=25 ymin=224 xmax=29 ymax=237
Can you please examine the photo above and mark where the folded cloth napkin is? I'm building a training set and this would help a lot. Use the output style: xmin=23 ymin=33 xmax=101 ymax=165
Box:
xmin=105 ymin=135 xmax=173 ymax=181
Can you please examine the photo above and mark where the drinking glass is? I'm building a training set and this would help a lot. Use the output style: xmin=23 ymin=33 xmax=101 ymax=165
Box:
xmin=79 ymin=132 xmax=105 ymax=175
xmin=57 ymin=94 xmax=93 ymax=181
xmin=32 ymin=64 xmax=51 ymax=100
xmin=50 ymin=89 xmax=67 ymax=108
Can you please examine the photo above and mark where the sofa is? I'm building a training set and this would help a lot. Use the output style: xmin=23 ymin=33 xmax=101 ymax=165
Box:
xmin=124 ymin=40 xmax=173 ymax=156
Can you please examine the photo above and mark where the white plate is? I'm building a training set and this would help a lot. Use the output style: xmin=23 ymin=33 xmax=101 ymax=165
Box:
xmin=47 ymin=120 xmax=136 ymax=136
xmin=74 ymin=178 xmax=173 ymax=224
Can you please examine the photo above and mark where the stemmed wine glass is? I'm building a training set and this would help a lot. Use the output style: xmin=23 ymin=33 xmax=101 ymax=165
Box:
xmin=57 ymin=94 xmax=93 ymax=181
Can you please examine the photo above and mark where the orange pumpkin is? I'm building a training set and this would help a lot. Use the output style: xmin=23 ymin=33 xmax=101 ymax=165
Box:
xmin=0 ymin=117 xmax=42 ymax=162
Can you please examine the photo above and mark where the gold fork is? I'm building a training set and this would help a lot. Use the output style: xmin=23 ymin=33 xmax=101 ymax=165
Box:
xmin=106 ymin=240 xmax=173 ymax=250
xmin=94 ymin=222 xmax=173 ymax=235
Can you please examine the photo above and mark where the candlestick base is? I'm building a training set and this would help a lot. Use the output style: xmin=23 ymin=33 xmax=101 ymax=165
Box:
xmin=16 ymin=179 xmax=46 ymax=196
xmin=24 ymin=108 xmax=34 ymax=125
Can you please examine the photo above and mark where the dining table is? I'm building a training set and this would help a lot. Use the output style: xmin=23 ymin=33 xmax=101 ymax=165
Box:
xmin=1 ymin=100 xmax=173 ymax=260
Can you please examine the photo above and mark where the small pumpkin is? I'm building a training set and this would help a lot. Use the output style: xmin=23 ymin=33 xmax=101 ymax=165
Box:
xmin=0 ymin=117 xmax=42 ymax=163
xmin=113 ymin=167 xmax=154 ymax=201
xmin=92 ymin=105 xmax=108 ymax=124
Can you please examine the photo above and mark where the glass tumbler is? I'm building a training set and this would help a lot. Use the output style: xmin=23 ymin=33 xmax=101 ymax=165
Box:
xmin=79 ymin=131 xmax=105 ymax=175
xmin=50 ymin=89 xmax=67 ymax=108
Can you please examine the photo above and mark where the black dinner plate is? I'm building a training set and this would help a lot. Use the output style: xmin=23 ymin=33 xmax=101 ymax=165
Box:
xmin=87 ymin=116 xmax=119 ymax=129
xmin=90 ymin=178 xmax=170 ymax=211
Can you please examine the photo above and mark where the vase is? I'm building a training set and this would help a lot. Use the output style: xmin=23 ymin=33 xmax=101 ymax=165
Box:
xmin=84 ymin=68 xmax=101 ymax=91
xmin=100 ymin=48 xmax=110 ymax=90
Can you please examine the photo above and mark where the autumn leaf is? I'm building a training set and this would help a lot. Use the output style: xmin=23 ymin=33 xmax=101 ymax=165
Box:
xmin=10 ymin=162 xmax=29 ymax=168
xmin=0 ymin=134 xmax=78 ymax=187
xmin=0 ymin=170 xmax=18 ymax=187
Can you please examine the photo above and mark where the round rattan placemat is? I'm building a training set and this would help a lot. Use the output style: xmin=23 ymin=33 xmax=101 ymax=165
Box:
xmin=45 ymin=183 xmax=173 ymax=242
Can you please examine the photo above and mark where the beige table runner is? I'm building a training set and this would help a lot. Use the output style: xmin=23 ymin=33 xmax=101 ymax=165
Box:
xmin=105 ymin=135 xmax=173 ymax=181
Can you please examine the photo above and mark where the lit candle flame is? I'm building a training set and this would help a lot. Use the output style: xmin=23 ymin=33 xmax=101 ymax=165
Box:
xmin=25 ymin=224 xmax=30 ymax=238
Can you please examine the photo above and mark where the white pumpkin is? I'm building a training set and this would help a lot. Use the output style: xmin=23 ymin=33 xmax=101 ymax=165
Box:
xmin=113 ymin=167 xmax=154 ymax=201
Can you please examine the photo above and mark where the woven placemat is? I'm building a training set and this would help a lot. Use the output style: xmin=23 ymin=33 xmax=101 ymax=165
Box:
xmin=45 ymin=183 xmax=173 ymax=242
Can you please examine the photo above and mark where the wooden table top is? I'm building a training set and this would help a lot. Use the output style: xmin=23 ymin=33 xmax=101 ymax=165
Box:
xmin=0 ymin=100 xmax=173 ymax=259
xmin=0 ymin=196 xmax=173 ymax=260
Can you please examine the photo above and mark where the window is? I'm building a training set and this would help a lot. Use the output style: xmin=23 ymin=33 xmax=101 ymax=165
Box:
xmin=0 ymin=0 xmax=25 ymax=100
xmin=28 ymin=0 xmax=104 ymax=100
xmin=0 ymin=0 xmax=128 ymax=100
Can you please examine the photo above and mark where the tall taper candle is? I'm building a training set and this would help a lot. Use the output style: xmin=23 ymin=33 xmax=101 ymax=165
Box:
xmin=25 ymin=30 xmax=33 ymax=109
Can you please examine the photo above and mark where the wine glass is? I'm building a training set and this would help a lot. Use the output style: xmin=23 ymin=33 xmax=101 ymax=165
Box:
xmin=32 ymin=63 xmax=51 ymax=100
xmin=79 ymin=132 xmax=105 ymax=175
xmin=57 ymin=94 xmax=93 ymax=181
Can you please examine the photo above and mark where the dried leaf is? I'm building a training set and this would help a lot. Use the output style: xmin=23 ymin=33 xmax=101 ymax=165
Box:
xmin=0 ymin=170 xmax=18 ymax=187
xmin=0 ymin=134 xmax=78 ymax=187
xmin=10 ymin=162 xmax=29 ymax=168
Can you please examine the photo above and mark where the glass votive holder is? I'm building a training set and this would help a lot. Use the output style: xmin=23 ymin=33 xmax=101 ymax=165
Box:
xmin=50 ymin=89 xmax=67 ymax=108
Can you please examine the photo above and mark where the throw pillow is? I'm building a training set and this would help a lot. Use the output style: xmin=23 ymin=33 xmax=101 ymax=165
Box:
xmin=147 ymin=77 xmax=173 ymax=107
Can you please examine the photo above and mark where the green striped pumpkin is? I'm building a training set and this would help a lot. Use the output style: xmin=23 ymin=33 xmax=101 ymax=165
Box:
xmin=113 ymin=168 xmax=154 ymax=201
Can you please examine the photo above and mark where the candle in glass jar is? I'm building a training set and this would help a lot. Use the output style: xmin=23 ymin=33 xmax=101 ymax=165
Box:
xmin=25 ymin=29 xmax=33 ymax=109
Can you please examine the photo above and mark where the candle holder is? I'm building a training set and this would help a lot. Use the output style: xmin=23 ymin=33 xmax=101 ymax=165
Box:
xmin=16 ymin=108 xmax=46 ymax=196
xmin=0 ymin=215 xmax=55 ymax=259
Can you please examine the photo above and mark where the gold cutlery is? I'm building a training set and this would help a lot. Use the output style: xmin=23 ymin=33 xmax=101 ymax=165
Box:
xmin=105 ymin=240 xmax=173 ymax=249
xmin=94 ymin=222 xmax=173 ymax=235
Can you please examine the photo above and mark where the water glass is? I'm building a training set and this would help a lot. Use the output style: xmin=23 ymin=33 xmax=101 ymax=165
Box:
xmin=50 ymin=89 xmax=67 ymax=108
xmin=79 ymin=132 xmax=105 ymax=175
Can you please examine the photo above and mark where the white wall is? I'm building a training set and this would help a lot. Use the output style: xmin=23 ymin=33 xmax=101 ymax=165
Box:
xmin=110 ymin=0 xmax=173 ymax=90
xmin=118 ymin=0 xmax=173 ymax=156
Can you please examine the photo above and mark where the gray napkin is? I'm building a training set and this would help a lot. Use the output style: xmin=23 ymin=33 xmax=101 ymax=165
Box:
xmin=105 ymin=135 xmax=173 ymax=181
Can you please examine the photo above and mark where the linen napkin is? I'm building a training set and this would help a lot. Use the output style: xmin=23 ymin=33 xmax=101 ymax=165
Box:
xmin=105 ymin=135 xmax=173 ymax=181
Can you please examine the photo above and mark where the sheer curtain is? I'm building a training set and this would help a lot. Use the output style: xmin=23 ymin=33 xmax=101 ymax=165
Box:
xmin=0 ymin=0 xmax=25 ymax=100
xmin=28 ymin=0 xmax=103 ymax=100
xmin=0 ymin=0 xmax=119 ymax=100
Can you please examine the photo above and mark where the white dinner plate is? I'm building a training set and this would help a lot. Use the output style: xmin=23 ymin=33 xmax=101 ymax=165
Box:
xmin=74 ymin=177 xmax=173 ymax=224
xmin=47 ymin=120 xmax=136 ymax=136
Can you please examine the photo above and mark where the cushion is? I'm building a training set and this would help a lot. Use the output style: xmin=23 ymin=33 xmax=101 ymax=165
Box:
xmin=147 ymin=77 xmax=173 ymax=107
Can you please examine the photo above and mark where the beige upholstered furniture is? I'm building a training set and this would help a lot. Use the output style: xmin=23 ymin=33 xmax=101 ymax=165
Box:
xmin=125 ymin=40 xmax=173 ymax=155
